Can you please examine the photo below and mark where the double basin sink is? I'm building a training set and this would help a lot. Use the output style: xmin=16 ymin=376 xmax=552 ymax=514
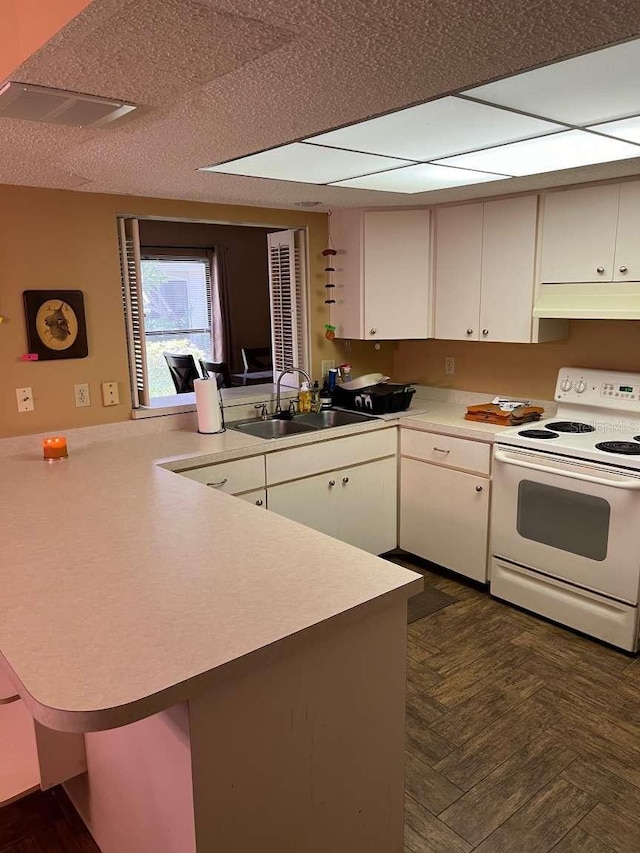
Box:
xmin=230 ymin=409 xmax=379 ymax=440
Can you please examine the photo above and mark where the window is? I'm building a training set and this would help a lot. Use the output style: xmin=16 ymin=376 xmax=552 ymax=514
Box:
xmin=119 ymin=217 xmax=309 ymax=408
xmin=140 ymin=258 xmax=212 ymax=398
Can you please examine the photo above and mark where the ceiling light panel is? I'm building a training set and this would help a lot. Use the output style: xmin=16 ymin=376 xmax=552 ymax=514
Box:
xmin=306 ymin=96 xmax=563 ymax=161
xmin=434 ymin=130 xmax=640 ymax=176
xmin=330 ymin=163 xmax=510 ymax=194
xmin=200 ymin=142 xmax=409 ymax=184
xmin=464 ymin=39 xmax=640 ymax=126
xmin=589 ymin=115 xmax=640 ymax=145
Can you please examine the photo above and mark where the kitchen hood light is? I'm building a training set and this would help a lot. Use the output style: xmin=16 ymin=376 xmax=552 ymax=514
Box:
xmin=200 ymin=142 xmax=410 ymax=184
xmin=330 ymin=162 xmax=509 ymax=193
xmin=463 ymin=39 xmax=640 ymax=126
xmin=305 ymin=96 xmax=562 ymax=161
xmin=588 ymin=115 xmax=640 ymax=145
xmin=0 ymin=81 xmax=136 ymax=127
xmin=434 ymin=130 xmax=640 ymax=176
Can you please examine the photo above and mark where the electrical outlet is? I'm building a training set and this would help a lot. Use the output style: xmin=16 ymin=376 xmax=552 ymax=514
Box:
xmin=321 ymin=359 xmax=336 ymax=378
xmin=74 ymin=383 xmax=91 ymax=407
xmin=101 ymin=381 xmax=120 ymax=407
xmin=445 ymin=357 xmax=455 ymax=375
xmin=16 ymin=387 xmax=34 ymax=413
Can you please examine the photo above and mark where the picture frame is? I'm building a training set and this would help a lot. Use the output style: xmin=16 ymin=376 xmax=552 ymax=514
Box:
xmin=23 ymin=290 xmax=89 ymax=360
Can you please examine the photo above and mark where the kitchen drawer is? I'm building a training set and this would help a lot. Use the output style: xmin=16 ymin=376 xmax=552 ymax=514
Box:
xmin=177 ymin=456 xmax=265 ymax=495
xmin=266 ymin=428 xmax=397 ymax=485
xmin=400 ymin=428 xmax=491 ymax=475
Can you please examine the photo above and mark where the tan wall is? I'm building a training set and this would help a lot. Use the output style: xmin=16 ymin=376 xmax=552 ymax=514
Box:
xmin=1 ymin=0 xmax=93 ymax=80
xmin=0 ymin=184 xmax=335 ymax=437
xmin=394 ymin=321 xmax=640 ymax=401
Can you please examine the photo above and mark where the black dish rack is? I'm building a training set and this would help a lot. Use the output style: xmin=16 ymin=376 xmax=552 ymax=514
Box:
xmin=332 ymin=382 xmax=415 ymax=414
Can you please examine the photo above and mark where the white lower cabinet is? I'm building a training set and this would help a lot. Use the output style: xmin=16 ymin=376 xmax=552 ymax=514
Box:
xmin=400 ymin=455 xmax=490 ymax=582
xmin=236 ymin=488 xmax=267 ymax=508
xmin=268 ymin=457 xmax=397 ymax=555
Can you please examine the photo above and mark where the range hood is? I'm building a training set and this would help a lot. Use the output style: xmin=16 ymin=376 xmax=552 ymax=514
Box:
xmin=533 ymin=282 xmax=640 ymax=320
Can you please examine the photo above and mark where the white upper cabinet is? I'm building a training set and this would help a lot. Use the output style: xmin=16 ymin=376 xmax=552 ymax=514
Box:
xmin=613 ymin=181 xmax=640 ymax=281
xmin=331 ymin=208 xmax=431 ymax=340
xmin=540 ymin=182 xmax=640 ymax=283
xmin=435 ymin=195 xmax=541 ymax=343
xmin=434 ymin=203 xmax=483 ymax=341
xmin=540 ymin=184 xmax=620 ymax=283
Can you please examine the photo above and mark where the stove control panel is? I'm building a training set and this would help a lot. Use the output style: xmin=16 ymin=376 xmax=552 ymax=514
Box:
xmin=555 ymin=367 xmax=640 ymax=410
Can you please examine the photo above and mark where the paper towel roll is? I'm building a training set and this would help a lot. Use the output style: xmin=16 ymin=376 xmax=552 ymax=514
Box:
xmin=194 ymin=378 xmax=224 ymax=434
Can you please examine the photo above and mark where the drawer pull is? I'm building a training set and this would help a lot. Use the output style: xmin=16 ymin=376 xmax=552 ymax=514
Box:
xmin=433 ymin=447 xmax=450 ymax=454
xmin=206 ymin=478 xmax=228 ymax=488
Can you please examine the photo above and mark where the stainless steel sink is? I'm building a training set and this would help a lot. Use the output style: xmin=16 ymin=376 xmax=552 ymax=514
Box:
xmin=231 ymin=418 xmax=319 ymax=439
xmin=296 ymin=410 xmax=379 ymax=429
xmin=229 ymin=409 xmax=380 ymax=440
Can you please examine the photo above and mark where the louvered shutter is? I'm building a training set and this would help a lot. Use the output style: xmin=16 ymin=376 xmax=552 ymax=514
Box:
xmin=118 ymin=217 xmax=149 ymax=407
xmin=267 ymin=229 xmax=309 ymax=388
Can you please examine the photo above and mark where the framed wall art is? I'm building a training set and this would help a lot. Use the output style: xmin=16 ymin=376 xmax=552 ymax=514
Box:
xmin=23 ymin=290 xmax=88 ymax=360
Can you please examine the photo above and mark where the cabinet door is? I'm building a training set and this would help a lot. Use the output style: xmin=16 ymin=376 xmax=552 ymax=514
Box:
xmin=540 ymin=185 xmax=619 ymax=282
xmin=363 ymin=210 xmax=431 ymax=340
xmin=480 ymin=196 xmax=537 ymax=343
xmin=614 ymin=181 xmax=640 ymax=281
xmin=336 ymin=457 xmax=397 ymax=555
xmin=399 ymin=457 xmax=489 ymax=582
xmin=236 ymin=489 xmax=267 ymax=508
xmin=434 ymin=203 xmax=483 ymax=340
xmin=267 ymin=474 xmax=338 ymax=538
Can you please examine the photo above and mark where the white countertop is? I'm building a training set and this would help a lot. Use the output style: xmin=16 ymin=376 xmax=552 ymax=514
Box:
xmin=0 ymin=395 xmax=528 ymax=733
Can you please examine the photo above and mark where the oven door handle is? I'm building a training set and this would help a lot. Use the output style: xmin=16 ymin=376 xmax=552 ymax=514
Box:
xmin=494 ymin=449 xmax=640 ymax=490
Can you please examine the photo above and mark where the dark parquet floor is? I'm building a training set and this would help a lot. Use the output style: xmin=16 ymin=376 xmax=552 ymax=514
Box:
xmin=4 ymin=553 xmax=640 ymax=852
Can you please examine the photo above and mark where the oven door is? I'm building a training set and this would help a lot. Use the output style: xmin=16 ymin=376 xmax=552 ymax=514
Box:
xmin=491 ymin=446 xmax=640 ymax=604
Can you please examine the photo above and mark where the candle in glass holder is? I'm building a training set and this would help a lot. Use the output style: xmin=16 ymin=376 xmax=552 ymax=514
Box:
xmin=42 ymin=436 xmax=68 ymax=460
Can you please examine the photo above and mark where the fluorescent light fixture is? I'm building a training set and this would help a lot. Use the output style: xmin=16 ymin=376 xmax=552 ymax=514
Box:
xmin=589 ymin=115 xmax=640 ymax=145
xmin=330 ymin=163 xmax=510 ymax=194
xmin=306 ymin=96 xmax=563 ymax=161
xmin=200 ymin=142 xmax=410 ymax=184
xmin=434 ymin=130 xmax=640 ymax=176
xmin=464 ymin=39 xmax=640 ymax=126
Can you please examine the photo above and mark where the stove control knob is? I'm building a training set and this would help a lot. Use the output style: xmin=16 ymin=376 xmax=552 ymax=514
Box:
xmin=575 ymin=380 xmax=587 ymax=394
xmin=560 ymin=378 xmax=573 ymax=392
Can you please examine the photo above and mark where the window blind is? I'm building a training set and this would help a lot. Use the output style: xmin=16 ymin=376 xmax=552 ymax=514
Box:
xmin=118 ymin=217 xmax=149 ymax=407
xmin=267 ymin=229 xmax=309 ymax=388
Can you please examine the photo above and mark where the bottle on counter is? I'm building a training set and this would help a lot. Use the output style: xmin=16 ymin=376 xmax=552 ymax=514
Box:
xmin=319 ymin=381 xmax=333 ymax=410
xmin=298 ymin=381 xmax=312 ymax=414
xmin=312 ymin=380 xmax=320 ymax=410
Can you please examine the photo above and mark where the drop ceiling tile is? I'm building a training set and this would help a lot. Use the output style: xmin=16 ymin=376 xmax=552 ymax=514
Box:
xmin=305 ymin=96 xmax=563 ymax=160
xmin=589 ymin=115 xmax=640 ymax=144
xmin=434 ymin=130 xmax=640 ymax=176
xmin=464 ymin=38 xmax=640 ymax=126
xmin=330 ymin=162 xmax=510 ymax=193
xmin=200 ymin=142 xmax=410 ymax=183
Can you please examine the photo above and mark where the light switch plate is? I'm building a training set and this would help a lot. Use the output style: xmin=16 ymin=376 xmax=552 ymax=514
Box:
xmin=445 ymin=357 xmax=455 ymax=375
xmin=101 ymin=382 xmax=120 ymax=406
xmin=321 ymin=359 xmax=336 ymax=378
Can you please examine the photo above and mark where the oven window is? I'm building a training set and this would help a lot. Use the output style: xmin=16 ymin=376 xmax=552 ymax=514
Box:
xmin=517 ymin=480 xmax=610 ymax=561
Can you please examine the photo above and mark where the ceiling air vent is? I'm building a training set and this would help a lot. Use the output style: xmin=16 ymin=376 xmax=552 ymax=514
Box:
xmin=0 ymin=81 xmax=136 ymax=127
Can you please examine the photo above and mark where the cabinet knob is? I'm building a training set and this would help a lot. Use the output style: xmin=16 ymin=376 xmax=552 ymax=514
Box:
xmin=329 ymin=480 xmax=336 ymax=487
xmin=466 ymin=328 xmax=473 ymax=335
xmin=620 ymin=266 xmax=628 ymax=274
xmin=342 ymin=476 xmax=350 ymax=484
xmin=369 ymin=328 xmax=378 ymax=335
xmin=255 ymin=499 xmax=264 ymax=506
xmin=475 ymin=485 xmax=483 ymax=492
xmin=596 ymin=266 xmax=605 ymax=274
xmin=482 ymin=329 xmax=489 ymax=336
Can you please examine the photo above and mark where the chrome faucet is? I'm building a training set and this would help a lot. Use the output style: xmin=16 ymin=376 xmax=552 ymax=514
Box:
xmin=275 ymin=366 xmax=312 ymax=414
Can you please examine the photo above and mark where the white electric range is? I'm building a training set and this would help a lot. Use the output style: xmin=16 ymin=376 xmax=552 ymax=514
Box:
xmin=491 ymin=367 xmax=640 ymax=651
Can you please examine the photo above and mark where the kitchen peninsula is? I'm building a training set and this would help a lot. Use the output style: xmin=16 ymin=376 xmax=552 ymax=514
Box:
xmin=0 ymin=421 xmax=423 ymax=853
